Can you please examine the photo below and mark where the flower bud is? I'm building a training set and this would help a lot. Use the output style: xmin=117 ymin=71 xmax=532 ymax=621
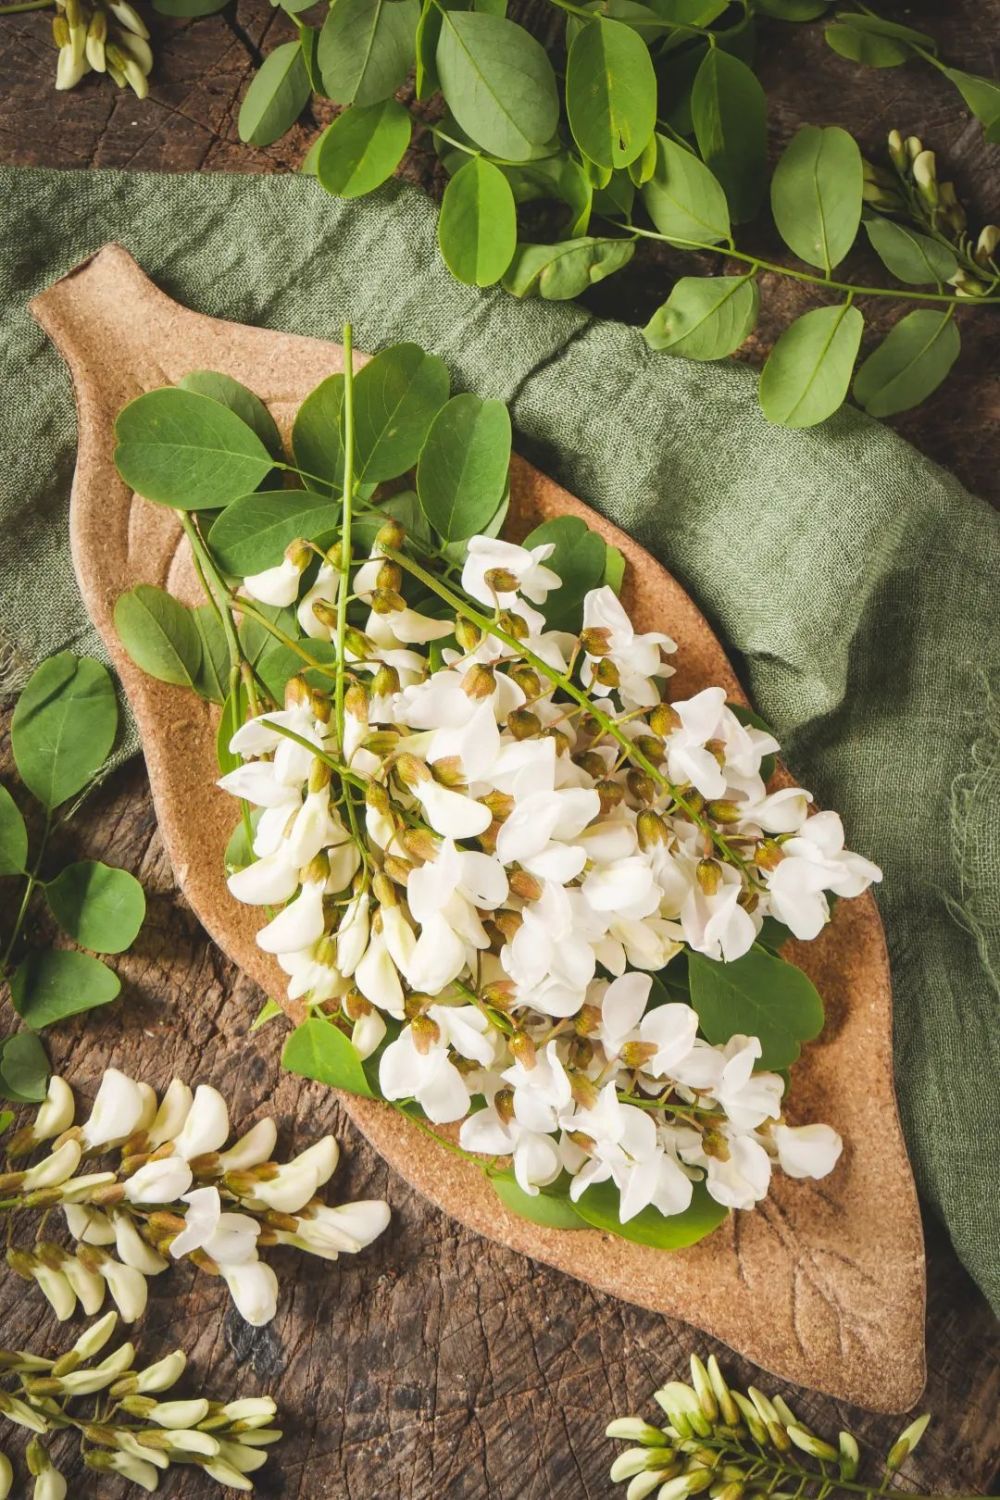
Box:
xmin=580 ymin=626 xmax=612 ymax=657
xmin=484 ymin=567 xmax=519 ymax=595
xmin=696 ymin=859 xmax=721 ymax=895
xmin=454 ymin=618 xmax=481 ymax=652
xmin=509 ymin=1031 xmax=536 ymax=1069
xmin=706 ymin=1355 xmax=740 ymax=1427
xmin=975 ymin=224 xmax=1000 ymax=266
xmin=394 ymin=753 xmax=430 ymax=787
xmin=886 ymin=1413 xmax=930 ymax=1471
xmin=838 ymin=1431 xmax=860 ymax=1479
xmin=634 ymin=734 xmax=663 ymax=765
xmin=463 ymin=664 xmax=495 ymax=700
xmin=626 ymin=770 xmax=655 ymax=804
xmin=372 ymin=663 xmax=400 ymax=698
xmin=411 ymin=1015 xmax=441 ymax=1056
xmin=787 ymin=1426 xmax=837 ymax=1461
xmin=912 ymin=149 xmax=938 ymax=205
xmin=494 ymin=1088 xmax=515 ymax=1126
xmin=500 ymin=610 xmax=530 ymax=642
xmin=399 ymin=826 xmax=439 ymax=862
xmin=637 ymin=810 xmax=669 ymax=850
xmin=507 ymin=707 xmax=540 ymax=739
xmin=371 ymin=587 xmax=406 ymax=615
xmin=689 ymin=1356 xmax=719 ymax=1422
xmin=649 ymin=702 xmax=680 ymax=736
xmin=375 ymin=519 xmax=405 ymax=553
xmin=706 ymin=800 xmax=741 ymax=825
xmin=596 ymin=778 xmax=624 ymax=813
xmin=594 ymin=658 xmax=620 ymax=688
xmin=508 ymin=665 xmax=540 ymax=696
xmin=887 ymin=128 xmax=906 ymax=172
xmin=509 ymin=870 xmax=542 ymax=902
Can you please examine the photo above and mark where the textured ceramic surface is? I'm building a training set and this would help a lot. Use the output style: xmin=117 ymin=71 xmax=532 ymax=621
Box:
xmin=31 ymin=245 xmax=926 ymax=1411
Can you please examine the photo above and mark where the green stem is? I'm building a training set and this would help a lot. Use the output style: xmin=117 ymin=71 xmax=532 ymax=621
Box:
xmin=258 ymin=720 xmax=367 ymax=789
xmin=336 ymin=325 xmax=355 ymax=748
xmin=1 ymin=809 xmax=51 ymax=977
xmin=0 ymin=0 xmax=53 ymax=12
xmin=232 ymin=596 xmax=340 ymax=680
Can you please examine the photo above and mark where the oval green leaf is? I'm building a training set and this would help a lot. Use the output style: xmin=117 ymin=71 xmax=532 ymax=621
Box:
xmin=352 ymin=343 xmax=451 ymax=483
xmin=208 ymin=490 xmax=341 ymax=575
xmin=566 ymin=17 xmax=656 ymax=170
xmin=436 ymin=10 xmax=559 ymax=162
xmin=643 ymin=274 xmax=759 ymax=359
xmin=824 ymin=21 xmax=909 ymax=67
xmin=770 ymin=124 xmax=863 ymax=273
xmin=438 ymin=156 xmax=517 ymax=286
xmin=417 ymin=394 xmax=511 ymax=540
xmin=758 ymin=301 xmax=864 ymax=428
xmin=641 ymin=134 xmax=731 ymax=247
xmin=114 ymin=387 xmax=274 ymax=510
xmin=11 ymin=950 xmax=121 ymax=1029
xmin=238 ymin=40 xmax=311 ymax=147
xmin=11 ymin=654 xmax=117 ymax=811
xmin=853 ymin=310 xmax=961 ymax=419
xmin=318 ymin=0 xmax=419 ymax=105
xmin=179 ymin=371 xmax=283 ymax=459
xmin=502 ymin=236 xmax=634 ymax=299
xmin=114 ymin=585 xmax=203 ymax=690
xmin=864 ymin=219 xmax=959 ymax=286
xmin=192 ymin=604 xmax=231 ymax=705
xmin=0 ymin=1032 xmax=50 ymax=1104
xmin=0 ymin=786 xmax=28 ymax=877
xmin=943 ymin=68 xmax=1000 ymax=140
xmin=316 ymin=98 xmax=412 ymax=198
xmin=282 ymin=1016 xmax=375 ymax=1097
xmin=292 ymin=374 xmax=345 ymax=489
xmin=574 ymin=1178 xmax=729 ymax=1247
xmin=491 ymin=1171 xmax=588 ymax=1229
xmin=691 ymin=49 xmax=767 ymax=223
xmin=45 ymin=860 xmax=146 ymax=954
xmin=688 ymin=947 xmax=825 ymax=1069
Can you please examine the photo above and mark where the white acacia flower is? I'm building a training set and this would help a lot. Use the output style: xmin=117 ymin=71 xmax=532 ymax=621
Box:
xmin=502 ymin=1040 xmax=573 ymax=1133
xmin=218 ymin=762 xmax=302 ymax=810
xmin=459 ymin=1097 xmax=562 ymax=1196
xmin=367 ymin=605 xmax=453 ymax=647
xmin=580 ymin=586 xmax=675 ymax=709
xmin=661 ymin=687 xmax=728 ymax=799
xmin=496 ymin=787 xmax=599 ymax=883
xmin=288 ymin=1200 xmax=391 ymax=1257
xmin=562 ymin=1084 xmax=693 ymax=1222
xmin=221 ymin=1260 xmax=279 ymax=1327
xmin=256 ymin=875 xmax=326 ymax=956
xmin=123 ymin=1156 xmax=194 ymax=1205
xmin=28 ymin=1075 xmax=75 ymax=1144
xmin=380 ymin=1006 xmax=493 ymax=1123
xmin=216 ymin=1118 xmax=278 ymax=1173
xmin=764 ymin=811 xmax=882 ymax=940
xmin=596 ymin=973 xmax=699 ymax=1079
xmin=406 ymin=839 xmax=506 ymax=992
xmin=169 ymin=1187 xmax=261 ymax=1265
xmin=100 ymin=1255 xmax=149 ymax=1322
xmin=243 ymin=555 xmax=305 ymax=607
xmin=297 ymin=560 xmax=338 ymax=639
xmin=505 ymin=880 xmax=598 ymax=1017
xmin=246 ymin=1137 xmax=340 ymax=1215
xmin=113 ymin=1211 xmax=169 ymax=1275
xmin=147 ymin=1079 xmax=193 ymax=1149
xmin=461 ymin=535 xmax=560 ymax=610
xmin=680 ymin=864 xmax=757 ymax=963
xmin=711 ymin=1037 xmax=784 ymax=1131
xmin=336 ymin=890 xmax=370 ymax=977
xmin=702 ymin=1134 xmax=772 ymax=1211
xmin=227 ymin=849 xmax=300 ymax=906
xmin=22 ymin=1139 xmax=82 ymax=1189
xmin=412 ymin=776 xmax=492 ymax=840
xmin=81 ymin=1069 xmax=149 ymax=1150
xmin=771 ymin=1122 xmax=843 ymax=1179
xmin=355 ymin=926 xmax=405 ymax=1016
xmin=172 ymin=1085 xmax=231 ymax=1160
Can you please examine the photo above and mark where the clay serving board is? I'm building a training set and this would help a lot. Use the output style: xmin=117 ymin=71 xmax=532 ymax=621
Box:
xmin=31 ymin=245 xmax=926 ymax=1412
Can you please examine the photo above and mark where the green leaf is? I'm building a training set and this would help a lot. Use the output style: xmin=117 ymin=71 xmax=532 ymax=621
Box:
xmin=438 ymin=156 xmax=518 ymax=287
xmin=502 ymin=237 xmax=635 ymax=299
xmin=824 ymin=21 xmax=909 ymax=67
xmin=315 ymin=98 xmax=412 ymax=197
xmin=251 ymin=997 xmax=284 ymax=1031
xmin=641 ymin=134 xmax=731 ymax=247
xmin=643 ymin=274 xmax=759 ymax=360
xmin=417 ymin=394 xmax=511 ymax=540
xmin=863 ymin=219 xmax=959 ymax=286
xmin=652 ymin=0 xmax=728 ymax=19
xmin=354 ymin=489 xmax=434 ymax=553
xmin=565 ymin=17 xmax=657 ymax=171
xmin=0 ymin=1032 xmax=49 ymax=1104
xmin=178 ymin=371 xmax=283 ymax=460
xmin=282 ymin=1016 xmax=375 ymax=1097
xmin=603 ymin=544 xmax=625 ymax=593
xmin=292 ymin=374 xmax=345 ymax=489
xmin=574 ymin=1178 xmax=729 ymax=1247
xmin=0 ymin=786 xmax=28 ymax=877
xmin=353 ymin=343 xmax=451 ymax=483
xmin=754 ymin=0 xmax=829 ymax=16
xmin=238 ymin=40 xmax=311 ymax=146
xmin=522 ymin=515 xmax=606 ymax=629
xmin=770 ymin=125 xmax=863 ymax=273
xmin=192 ymin=605 xmax=231 ymax=705
xmin=300 ymin=24 xmax=324 ymax=92
xmin=691 ymin=49 xmax=767 ymax=223
xmin=11 ymin=654 xmax=117 ymax=812
xmin=436 ymin=10 xmax=559 ymax=162
xmin=217 ymin=681 xmax=247 ymax=777
xmin=11 ymin=950 xmax=121 ymax=1029
xmin=853 ymin=310 xmax=961 ymax=419
xmin=942 ymin=67 xmax=1000 ymax=141
xmin=224 ymin=810 xmax=259 ymax=875
xmin=728 ymin=702 xmax=776 ymax=783
xmin=491 ymin=1171 xmax=588 ymax=1229
xmin=758 ymin=302 xmax=864 ymax=429
xmin=114 ymin=585 xmax=203 ymax=690
xmin=756 ymin=915 xmax=794 ymax=952
xmin=688 ymin=947 xmax=825 ymax=1069
xmin=45 ymin=860 xmax=146 ymax=954
xmin=318 ymin=0 xmax=419 ymax=104
xmin=151 ymin=0 xmax=226 ymax=13
xmin=415 ymin=0 xmax=442 ymax=98
xmin=832 ymin=12 xmax=934 ymax=48
xmin=208 ymin=490 xmax=340 ymax=575
xmin=114 ymin=388 xmax=273 ymax=510
xmin=0 ymin=1112 xmax=14 ymax=1136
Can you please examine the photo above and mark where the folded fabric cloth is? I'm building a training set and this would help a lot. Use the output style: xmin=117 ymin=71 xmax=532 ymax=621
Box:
xmin=1 ymin=165 xmax=997 ymax=1312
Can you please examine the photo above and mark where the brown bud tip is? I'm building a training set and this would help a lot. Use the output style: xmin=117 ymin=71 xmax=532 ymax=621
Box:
xmin=626 ymin=769 xmax=655 ymax=804
xmin=284 ymin=538 xmax=311 ymax=570
xmin=568 ymin=1071 xmax=598 ymax=1110
xmin=494 ymin=1087 xmax=516 ymax=1126
xmin=482 ymin=789 xmax=514 ymax=821
xmin=310 ymin=688 xmax=333 ymax=724
xmin=411 ymin=1014 xmax=441 ymax=1056
xmin=635 ymin=733 xmax=664 ymax=766
xmin=507 ymin=708 xmax=541 ymax=740
xmin=567 ymin=1035 xmax=594 ymax=1072
xmin=372 ymin=663 xmax=401 ymax=699
xmin=375 ymin=518 xmax=406 ymax=553
xmin=462 ymin=663 xmax=496 ymax=701
xmin=454 ymin=618 xmax=481 ymax=652
xmin=754 ymin=839 xmax=784 ymax=872
xmin=696 ymin=859 xmax=722 ymax=896
xmin=637 ymin=809 xmax=670 ymax=850
xmin=494 ymin=910 xmax=522 ymax=944
xmin=580 ymin=626 xmax=612 ymax=657
xmin=431 ymin=754 xmax=464 ymax=788
xmin=706 ymin=800 xmax=741 ymax=825
xmin=371 ymin=587 xmax=406 ymax=615
xmin=312 ymin=599 xmax=339 ymax=628
xmin=509 ymin=1031 xmax=537 ymax=1069
xmin=481 ymin=980 xmax=515 ymax=1011
xmin=284 ymin=675 xmax=310 ymax=707
xmin=383 ymin=855 xmax=413 ymax=886
xmin=594 ymin=657 xmax=620 ymax=688
xmin=509 ymin=665 xmax=541 ymax=697
xmin=596 ymin=778 xmax=624 ymax=813
xmin=399 ymin=826 xmax=439 ymax=862
xmin=620 ymin=1040 xmax=659 ymax=1070
xmin=574 ymin=1004 xmax=602 ymax=1037
xmin=545 ymin=727 xmax=572 ymax=757
xmin=372 ymin=871 xmax=397 ymax=907
xmin=509 ymin=869 xmax=542 ymax=902
xmin=484 ymin=567 xmax=519 ymax=595
xmin=376 ymin=561 xmax=402 ymax=593
xmin=344 ymin=626 xmax=374 ymax=659
xmin=498 ymin=609 xmax=529 ymax=641
xmin=575 ymin=750 xmax=606 ymax=781
xmin=394 ymin=753 xmax=430 ymax=787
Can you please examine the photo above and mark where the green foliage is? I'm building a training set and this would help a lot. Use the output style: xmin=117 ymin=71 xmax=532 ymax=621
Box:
xmin=0 ymin=786 xmax=28 ymax=878
xmin=688 ymin=947 xmax=825 ymax=1069
xmin=315 ymin=99 xmax=413 ymax=198
xmin=503 ymin=237 xmax=634 ymax=299
xmin=178 ymin=371 xmax=282 ymax=461
xmin=282 ymin=1016 xmax=376 ymax=1097
xmin=770 ymin=125 xmax=863 ymax=273
xmin=238 ymin=40 xmax=312 ymax=147
xmin=416 ymin=393 xmax=511 ymax=540
xmin=44 ymin=861 xmax=146 ymax=954
xmin=490 ymin=1170 xmax=588 ymax=1229
xmin=863 ymin=220 xmax=958 ymax=287
xmin=642 ymin=133 xmax=731 ymax=246
xmin=114 ymin=388 xmax=274 ymax=509
xmin=208 ymin=491 xmax=341 ymax=574
xmin=11 ymin=950 xmax=122 ymax=1029
xmin=292 ymin=373 xmax=346 ymax=489
xmin=565 ymin=17 xmax=656 ymax=170
xmin=0 ymin=1033 xmax=49 ymax=1104
xmin=523 ymin=514 xmax=608 ymax=629
xmin=11 ymin=653 xmax=117 ymax=811
xmin=114 ymin=584 xmax=203 ymax=690
xmin=643 ymin=274 xmax=759 ymax=359
xmin=438 ymin=156 xmax=518 ymax=286
xmin=435 ymin=10 xmax=559 ymax=161
xmin=853 ymin=310 xmax=961 ymax=418
xmin=317 ymin=0 xmax=419 ymax=105
xmin=353 ymin=343 xmax=451 ymax=482
xmin=690 ymin=49 xmax=767 ymax=223
xmin=574 ymin=1179 xmax=729 ymax=1246
xmin=758 ymin=302 xmax=865 ymax=428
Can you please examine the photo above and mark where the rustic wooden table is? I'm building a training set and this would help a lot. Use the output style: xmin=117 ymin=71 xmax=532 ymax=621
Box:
xmin=0 ymin=2 xmax=999 ymax=1496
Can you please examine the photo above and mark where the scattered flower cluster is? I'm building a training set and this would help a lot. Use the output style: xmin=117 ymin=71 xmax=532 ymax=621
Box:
xmin=2 ymin=1071 xmax=389 ymax=1326
xmin=0 ymin=1311 xmax=279 ymax=1493
xmin=607 ymin=1354 xmax=931 ymax=1500
xmin=218 ymin=524 xmax=881 ymax=1224
xmin=49 ymin=0 xmax=152 ymax=96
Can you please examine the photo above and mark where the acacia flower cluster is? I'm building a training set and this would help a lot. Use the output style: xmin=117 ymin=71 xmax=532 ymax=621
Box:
xmin=0 ymin=1311 xmax=279 ymax=1493
xmin=2 ymin=1070 xmax=389 ymax=1326
xmin=218 ymin=521 xmax=879 ymax=1224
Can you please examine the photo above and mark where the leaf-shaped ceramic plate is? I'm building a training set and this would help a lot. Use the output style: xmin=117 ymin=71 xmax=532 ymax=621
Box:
xmin=31 ymin=246 xmax=926 ymax=1412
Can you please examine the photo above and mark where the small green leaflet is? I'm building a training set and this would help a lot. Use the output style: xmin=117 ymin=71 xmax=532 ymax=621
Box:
xmin=690 ymin=49 xmax=767 ymax=224
xmin=491 ymin=1171 xmax=588 ymax=1229
xmin=688 ymin=947 xmax=825 ymax=1069
xmin=942 ymin=68 xmax=1000 ymax=143
xmin=11 ymin=949 xmax=121 ymax=1030
xmin=863 ymin=219 xmax=958 ymax=286
xmin=114 ymin=387 xmax=273 ymax=510
xmin=208 ymin=490 xmax=341 ymax=575
xmin=523 ymin=515 xmax=607 ymax=630
xmin=435 ymin=10 xmax=559 ymax=162
xmin=352 ymin=343 xmax=450 ymax=482
xmin=114 ymin=585 xmax=203 ymax=690
xmin=0 ymin=1032 xmax=49 ymax=1104
xmin=829 ymin=11 xmax=934 ymax=49
xmin=417 ymin=394 xmax=512 ymax=540
xmin=643 ymin=275 xmax=759 ymax=360
xmin=238 ymin=39 xmax=311 ymax=147
xmin=438 ymin=156 xmax=518 ymax=287
xmin=45 ymin=860 xmax=146 ymax=954
xmin=178 ymin=371 xmax=283 ymax=459
xmin=824 ymin=21 xmax=909 ymax=67
xmin=316 ymin=99 xmax=412 ymax=198
xmin=251 ymin=997 xmax=284 ymax=1032
xmin=853 ymin=310 xmax=961 ymax=419
xmin=282 ymin=1016 xmax=376 ymax=1097
xmin=11 ymin=654 xmax=117 ymax=812
xmin=502 ymin=237 xmax=634 ymax=299
xmin=318 ymin=0 xmax=419 ymax=106
xmin=192 ymin=604 xmax=231 ymax=705
xmin=574 ymin=1178 xmax=729 ymax=1247
xmin=217 ymin=681 xmax=247 ymax=777
xmin=0 ymin=785 xmax=28 ymax=877
xmin=770 ymin=125 xmax=863 ymax=273
xmin=758 ymin=302 xmax=864 ymax=429
xmin=565 ymin=17 xmax=656 ymax=171
xmin=293 ymin=374 xmax=345 ymax=489
xmin=642 ymin=135 xmax=731 ymax=247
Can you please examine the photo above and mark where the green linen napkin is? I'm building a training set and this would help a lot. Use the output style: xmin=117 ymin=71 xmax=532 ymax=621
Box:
xmin=1 ymin=166 xmax=997 ymax=1314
